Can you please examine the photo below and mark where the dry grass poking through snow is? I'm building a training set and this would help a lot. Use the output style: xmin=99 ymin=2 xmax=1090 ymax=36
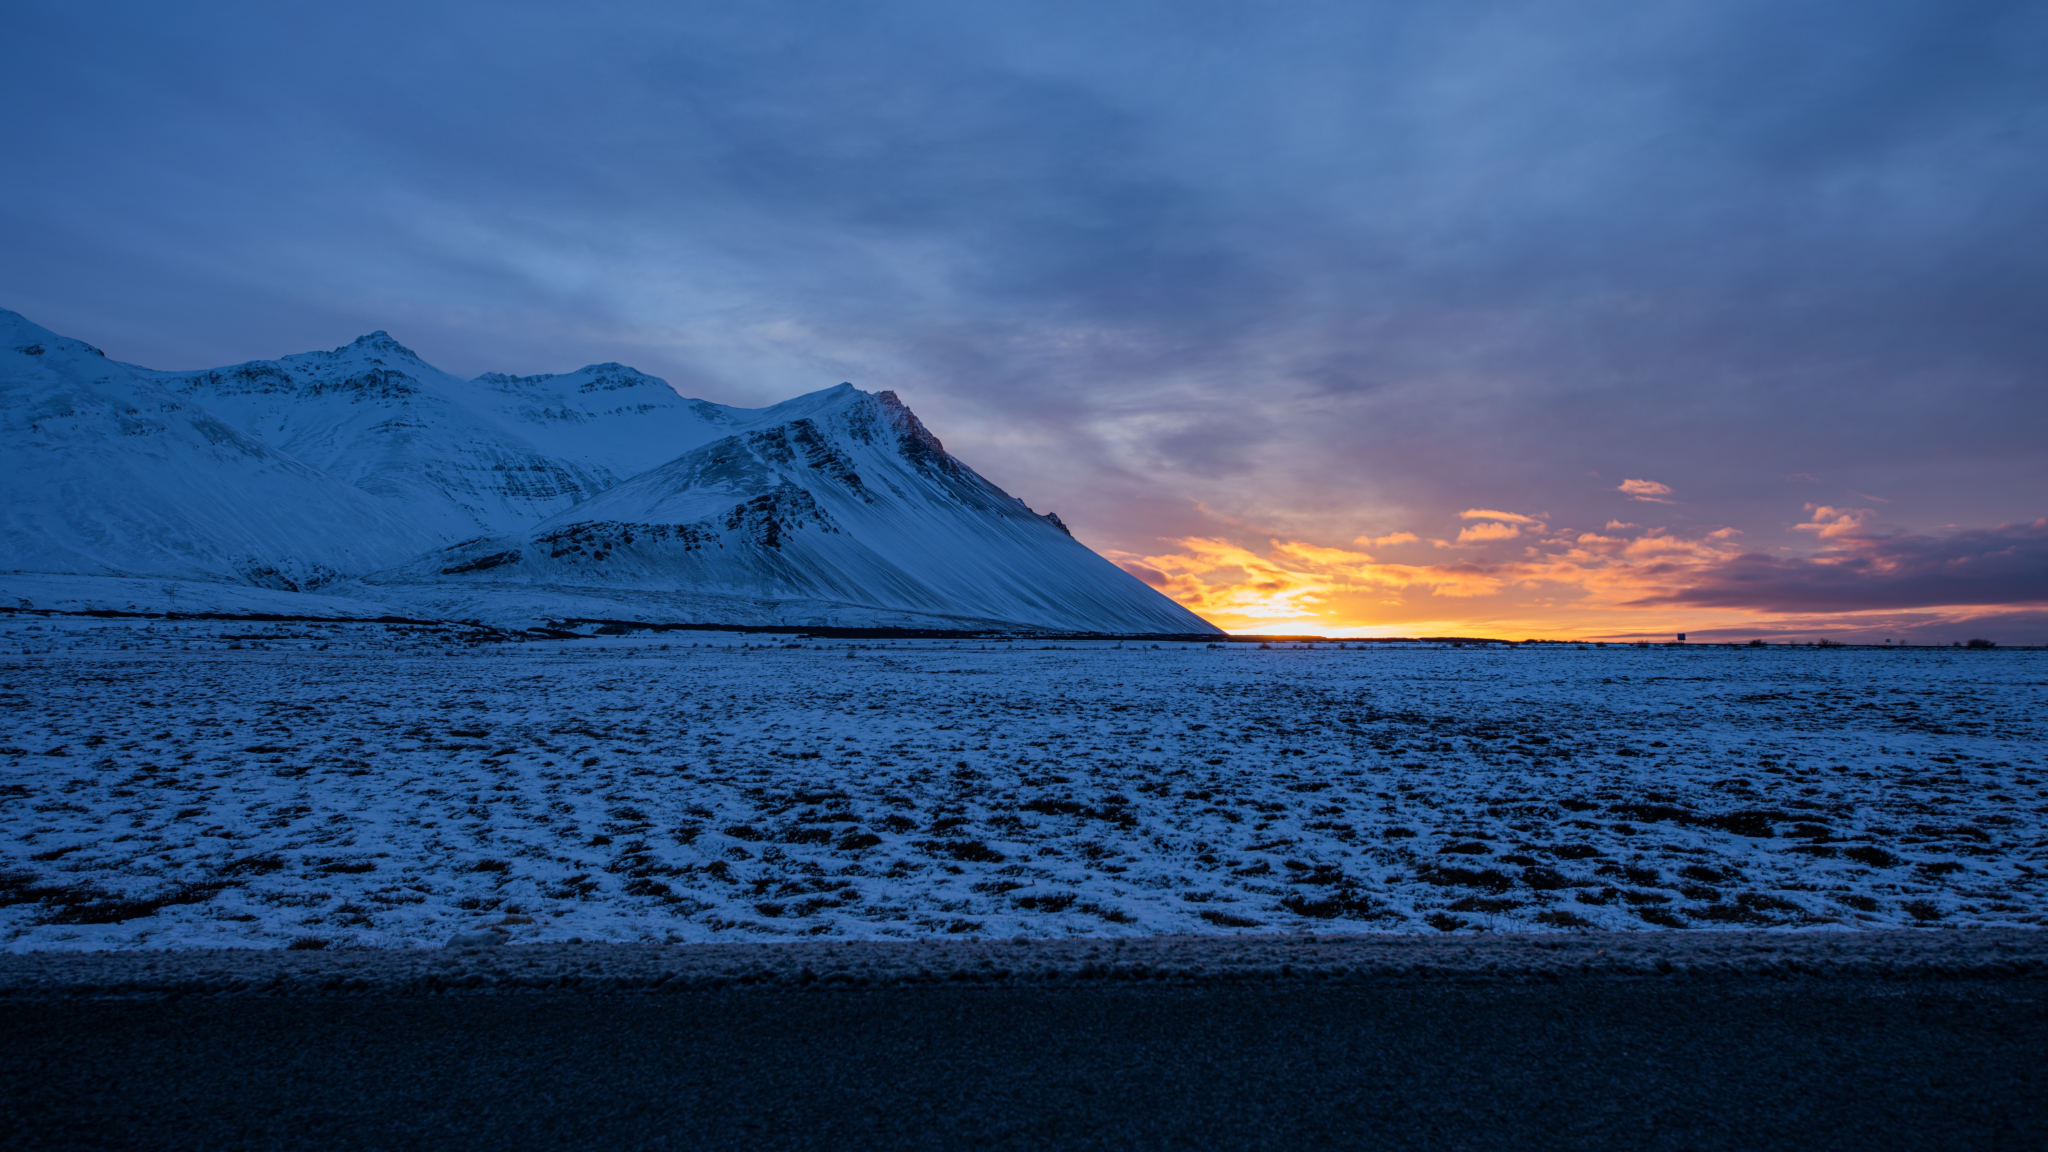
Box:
xmin=1 ymin=618 xmax=2043 ymax=949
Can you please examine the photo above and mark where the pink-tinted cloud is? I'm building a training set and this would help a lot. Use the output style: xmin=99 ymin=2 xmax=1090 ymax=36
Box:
xmin=1793 ymin=505 xmax=1876 ymax=539
xmin=1617 ymin=479 xmax=1674 ymax=503
xmin=1118 ymin=562 xmax=1171 ymax=588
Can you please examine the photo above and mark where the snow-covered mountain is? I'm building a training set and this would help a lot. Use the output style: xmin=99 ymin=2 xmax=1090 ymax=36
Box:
xmin=1 ymin=310 xmax=1219 ymax=634
xmin=1 ymin=313 xmax=438 ymax=589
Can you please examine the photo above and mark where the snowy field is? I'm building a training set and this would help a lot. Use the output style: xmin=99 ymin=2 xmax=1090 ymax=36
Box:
xmin=2 ymin=616 xmax=2043 ymax=950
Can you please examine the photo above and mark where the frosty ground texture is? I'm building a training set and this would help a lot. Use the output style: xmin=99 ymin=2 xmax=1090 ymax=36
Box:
xmin=3 ymin=618 xmax=2043 ymax=950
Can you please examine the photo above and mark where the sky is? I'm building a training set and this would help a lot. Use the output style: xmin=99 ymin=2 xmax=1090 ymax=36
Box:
xmin=5 ymin=0 xmax=2045 ymax=642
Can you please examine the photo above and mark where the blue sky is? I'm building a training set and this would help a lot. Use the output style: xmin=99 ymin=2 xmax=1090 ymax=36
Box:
xmin=6 ymin=0 xmax=2044 ymax=638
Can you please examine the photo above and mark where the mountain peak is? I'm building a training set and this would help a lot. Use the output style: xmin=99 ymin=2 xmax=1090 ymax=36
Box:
xmin=876 ymin=390 xmax=945 ymax=456
xmin=574 ymin=363 xmax=669 ymax=394
xmin=3 ymin=310 xmax=105 ymax=358
xmin=345 ymin=331 xmax=422 ymax=359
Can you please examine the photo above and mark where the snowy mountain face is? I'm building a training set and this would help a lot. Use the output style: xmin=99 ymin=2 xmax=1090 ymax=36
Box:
xmin=1 ymin=310 xmax=1219 ymax=634
xmin=149 ymin=334 xmax=738 ymax=538
xmin=471 ymin=362 xmax=742 ymax=483
xmin=401 ymin=385 xmax=1211 ymax=634
xmin=0 ymin=313 xmax=437 ymax=589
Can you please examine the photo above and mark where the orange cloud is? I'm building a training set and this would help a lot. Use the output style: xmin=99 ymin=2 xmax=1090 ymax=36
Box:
xmin=1456 ymin=521 xmax=1522 ymax=543
xmin=1125 ymin=514 xmax=1751 ymax=636
xmin=1357 ymin=531 xmax=1419 ymax=547
xmin=1271 ymin=540 xmax=1380 ymax=567
xmin=1572 ymin=532 xmax=1627 ymax=554
xmin=1618 ymin=478 xmax=1674 ymax=503
xmin=1114 ymin=533 xmax=1523 ymax=632
xmin=1459 ymin=509 xmax=1544 ymax=524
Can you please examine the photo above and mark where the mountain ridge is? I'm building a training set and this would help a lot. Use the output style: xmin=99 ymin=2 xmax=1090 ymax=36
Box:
xmin=1 ymin=310 xmax=1219 ymax=634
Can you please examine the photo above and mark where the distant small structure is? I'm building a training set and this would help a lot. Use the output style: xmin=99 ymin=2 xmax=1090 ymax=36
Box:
xmin=1676 ymin=633 xmax=1686 ymax=643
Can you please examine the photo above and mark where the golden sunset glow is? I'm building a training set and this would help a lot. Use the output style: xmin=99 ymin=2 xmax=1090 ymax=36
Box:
xmin=1110 ymin=507 xmax=2045 ymax=642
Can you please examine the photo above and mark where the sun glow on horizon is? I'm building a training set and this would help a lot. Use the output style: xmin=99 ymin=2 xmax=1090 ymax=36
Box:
xmin=1115 ymin=511 xmax=2048 ymax=643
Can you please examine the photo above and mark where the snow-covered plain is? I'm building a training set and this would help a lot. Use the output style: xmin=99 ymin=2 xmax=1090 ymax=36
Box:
xmin=3 ymin=617 xmax=2042 ymax=950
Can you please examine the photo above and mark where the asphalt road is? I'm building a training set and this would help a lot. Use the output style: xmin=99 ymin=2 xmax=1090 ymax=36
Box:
xmin=3 ymin=980 xmax=2042 ymax=1151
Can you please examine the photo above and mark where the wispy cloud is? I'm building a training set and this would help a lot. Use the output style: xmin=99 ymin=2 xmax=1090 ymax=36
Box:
xmin=1459 ymin=509 xmax=1543 ymax=525
xmin=1647 ymin=518 xmax=2048 ymax=613
xmin=1617 ymin=479 xmax=1675 ymax=504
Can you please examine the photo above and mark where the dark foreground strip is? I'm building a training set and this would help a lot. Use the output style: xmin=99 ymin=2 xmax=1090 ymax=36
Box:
xmin=3 ymin=980 xmax=2043 ymax=1151
xmin=3 ymin=934 xmax=2045 ymax=1150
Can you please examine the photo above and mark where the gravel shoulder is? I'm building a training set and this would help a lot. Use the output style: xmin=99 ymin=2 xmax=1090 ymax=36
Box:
xmin=2 ymin=929 xmax=2042 ymax=997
